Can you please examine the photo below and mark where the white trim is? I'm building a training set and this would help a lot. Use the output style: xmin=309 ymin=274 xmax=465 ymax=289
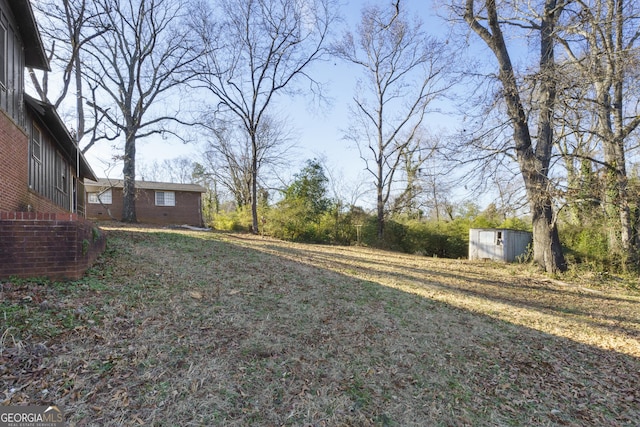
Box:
xmin=155 ymin=191 xmax=175 ymax=206
xmin=31 ymin=123 xmax=42 ymax=162
xmin=88 ymin=189 xmax=112 ymax=204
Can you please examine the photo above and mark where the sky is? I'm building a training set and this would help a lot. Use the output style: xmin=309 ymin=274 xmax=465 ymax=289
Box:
xmin=68 ymin=0 xmax=472 ymax=209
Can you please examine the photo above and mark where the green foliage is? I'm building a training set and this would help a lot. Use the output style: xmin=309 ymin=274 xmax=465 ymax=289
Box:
xmin=499 ymin=216 xmax=531 ymax=231
xmin=322 ymin=206 xmax=362 ymax=245
xmin=202 ymin=180 xmax=634 ymax=274
xmin=266 ymin=159 xmax=336 ymax=243
xmin=210 ymin=207 xmax=254 ymax=232
xmin=360 ymin=217 xmax=407 ymax=251
xmin=470 ymin=215 xmax=498 ymax=229
xmin=261 ymin=195 xmax=531 ymax=260
xmin=284 ymin=159 xmax=333 ymax=217
xmin=389 ymin=218 xmax=469 ymax=258
xmin=268 ymin=199 xmax=324 ymax=242
xmin=348 ymin=214 xmax=470 ymax=258
xmin=561 ymin=224 xmax=611 ymax=270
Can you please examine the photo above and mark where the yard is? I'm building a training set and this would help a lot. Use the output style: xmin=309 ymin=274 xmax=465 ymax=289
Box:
xmin=2 ymin=225 xmax=639 ymax=426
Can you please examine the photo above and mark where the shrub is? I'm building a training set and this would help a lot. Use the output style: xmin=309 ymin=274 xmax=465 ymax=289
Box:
xmin=561 ymin=224 xmax=610 ymax=270
xmin=358 ymin=217 xmax=407 ymax=251
xmin=210 ymin=208 xmax=253 ymax=232
xmin=400 ymin=219 xmax=468 ymax=258
xmin=499 ymin=217 xmax=531 ymax=231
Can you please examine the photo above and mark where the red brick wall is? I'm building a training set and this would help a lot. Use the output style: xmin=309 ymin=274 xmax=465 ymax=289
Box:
xmin=0 ymin=110 xmax=70 ymax=215
xmin=0 ymin=110 xmax=29 ymax=211
xmin=86 ymin=187 xmax=124 ymax=222
xmin=136 ymin=189 xmax=203 ymax=226
xmin=20 ymin=193 xmax=70 ymax=215
xmin=87 ymin=187 xmax=203 ymax=226
xmin=0 ymin=212 xmax=107 ymax=280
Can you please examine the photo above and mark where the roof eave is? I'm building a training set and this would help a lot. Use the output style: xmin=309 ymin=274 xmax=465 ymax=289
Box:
xmin=85 ymin=179 xmax=207 ymax=193
xmin=25 ymin=95 xmax=97 ymax=181
xmin=10 ymin=0 xmax=50 ymax=70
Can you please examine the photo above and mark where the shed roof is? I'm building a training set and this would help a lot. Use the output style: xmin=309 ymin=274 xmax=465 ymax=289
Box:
xmin=25 ymin=95 xmax=97 ymax=181
xmin=10 ymin=0 xmax=49 ymax=70
xmin=85 ymin=178 xmax=207 ymax=193
xmin=469 ymin=228 xmax=531 ymax=234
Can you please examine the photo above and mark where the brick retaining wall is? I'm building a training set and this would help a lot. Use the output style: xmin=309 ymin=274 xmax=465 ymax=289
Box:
xmin=0 ymin=212 xmax=106 ymax=280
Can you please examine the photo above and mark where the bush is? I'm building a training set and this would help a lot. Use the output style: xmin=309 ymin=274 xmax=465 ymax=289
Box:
xmin=356 ymin=217 xmax=469 ymax=259
xmin=210 ymin=208 xmax=254 ymax=232
xmin=355 ymin=217 xmax=405 ymax=251
xmin=399 ymin=219 xmax=468 ymax=258
xmin=499 ymin=216 xmax=531 ymax=231
xmin=215 ymin=202 xmax=531 ymax=264
xmin=561 ymin=224 xmax=611 ymax=270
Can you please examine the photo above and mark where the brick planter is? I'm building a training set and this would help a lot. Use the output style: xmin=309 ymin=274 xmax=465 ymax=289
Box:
xmin=0 ymin=212 xmax=106 ymax=280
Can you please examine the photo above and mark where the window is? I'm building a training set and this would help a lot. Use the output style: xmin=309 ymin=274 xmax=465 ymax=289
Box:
xmin=0 ymin=22 xmax=6 ymax=90
xmin=88 ymin=189 xmax=112 ymax=204
xmin=31 ymin=125 xmax=42 ymax=162
xmin=155 ymin=191 xmax=175 ymax=206
xmin=56 ymin=153 xmax=67 ymax=192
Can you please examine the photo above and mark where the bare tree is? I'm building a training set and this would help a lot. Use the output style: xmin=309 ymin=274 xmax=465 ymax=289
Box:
xmin=190 ymin=0 xmax=337 ymax=233
xmin=164 ymin=157 xmax=195 ymax=184
xmin=200 ymin=116 xmax=292 ymax=211
xmin=317 ymin=155 xmax=369 ymax=211
xmin=138 ymin=156 xmax=195 ymax=183
xmin=80 ymin=0 xmax=200 ymax=222
xmin=203 ymin=125 xmax=253 ymax=210
xmin=553 ymin=60 xmax=602 ymax=225
xmin=29 ymin=0 xmax=109 ymax=147
xmin=137 ymin=159 xmax=163 ymax=182
xmin=462 ymin=0 xmax=568 ymax=273
xmin=557 ymin=0 xmax=640 ymax=267
xmin=333 ymin=2 xmax=453 ymax=239
xmin=391 ymin=130 xmax=439 ymax=218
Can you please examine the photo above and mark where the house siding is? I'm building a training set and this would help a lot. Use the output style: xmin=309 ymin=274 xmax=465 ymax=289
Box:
xmin=0 ymin=108 xmax=74 ymax=214
xmin=0 ymin=1 xmax=104 ymax=281
xmin=27 ymin=116 xmax=72 ymax=211
xmin=86 ymin=187 xmax=204 ymax=226
xmin=0 ymin=0 xmax=26 ymax=125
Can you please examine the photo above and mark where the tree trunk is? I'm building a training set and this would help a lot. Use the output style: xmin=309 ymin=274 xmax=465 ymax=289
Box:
xmin=377 ymin=155 xmax=385 ymax=240
xmin=610 ymin=0 xmax=634 ymax=263
xmin=74 ymin=52 xmax=85 ymax=141
xmin=251 ymin=134 xmax=259 ymax=234
xmin=531 ymin=196 xmax=566 ymax=273
xmin=122 ymin=135 xmax=137 ymax=223
xmin=464 ymin=0 xmax=567 ymax=272
xmin=377 ymin=192 xmax=385 ymax=240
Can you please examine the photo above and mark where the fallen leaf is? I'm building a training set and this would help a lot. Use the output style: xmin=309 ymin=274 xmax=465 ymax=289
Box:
xmin=188 ymin=291 xmax=203 ymax=299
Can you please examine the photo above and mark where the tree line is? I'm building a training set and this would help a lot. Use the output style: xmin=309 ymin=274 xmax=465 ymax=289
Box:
xmin=30 ymin=0 xmax=640 ymax=273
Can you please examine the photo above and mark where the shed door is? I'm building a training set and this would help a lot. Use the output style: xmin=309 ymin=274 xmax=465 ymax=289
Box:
xmin=477 ymin=230 xmax=502 ymax=260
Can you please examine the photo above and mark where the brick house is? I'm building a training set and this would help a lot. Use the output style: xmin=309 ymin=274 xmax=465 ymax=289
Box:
xmin=85 ymin=178 xmax=206 ymax=227
xmin=0 ymin=0 xmax=105 ymax=280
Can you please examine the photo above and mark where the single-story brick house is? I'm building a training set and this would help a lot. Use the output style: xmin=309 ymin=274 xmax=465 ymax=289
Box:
xmin=0 ymin=0 xmax=105 ymax=280
xmin=85 ymin=178 xmax=206 ymax=227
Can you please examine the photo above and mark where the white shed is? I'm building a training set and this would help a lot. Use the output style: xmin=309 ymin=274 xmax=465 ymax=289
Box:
xmin=468 ymin=228 xmax=532 ymax=262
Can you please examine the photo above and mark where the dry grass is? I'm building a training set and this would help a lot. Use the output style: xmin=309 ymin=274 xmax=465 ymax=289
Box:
xmin=1 ymin=225 xmax=639 ymax=426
